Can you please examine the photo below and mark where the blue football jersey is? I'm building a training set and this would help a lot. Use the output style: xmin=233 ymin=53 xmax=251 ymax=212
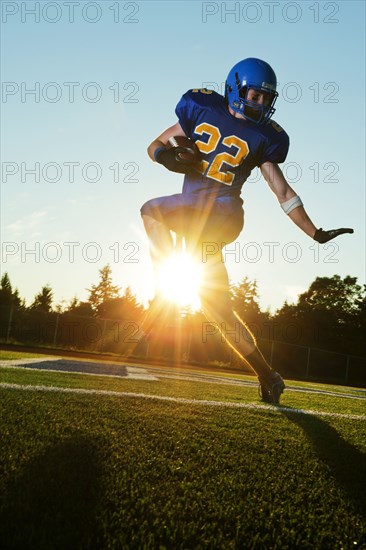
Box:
xmin=175 ymin=89 xmax=289 ymax=202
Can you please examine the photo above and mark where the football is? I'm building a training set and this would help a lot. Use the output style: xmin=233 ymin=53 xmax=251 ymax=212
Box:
xmin=166 ymin=135 xmax=201 ymax=163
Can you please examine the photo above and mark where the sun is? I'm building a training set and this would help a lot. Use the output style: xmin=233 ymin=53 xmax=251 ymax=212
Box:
xmin=156 ymin=252 xmax=202 ymax=311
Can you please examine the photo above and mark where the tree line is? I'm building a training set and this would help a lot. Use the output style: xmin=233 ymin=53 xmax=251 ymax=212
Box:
xmin=1 ymin=266 xmax=365 ymax=360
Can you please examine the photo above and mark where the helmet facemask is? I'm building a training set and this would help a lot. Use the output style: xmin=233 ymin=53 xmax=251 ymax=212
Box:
xmin=237 ymin=85 xmax=278 ymax=124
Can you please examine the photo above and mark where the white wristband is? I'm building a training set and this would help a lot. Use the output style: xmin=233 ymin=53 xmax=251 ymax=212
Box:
xmin=280 ymin=195 xmax=303 ymax=214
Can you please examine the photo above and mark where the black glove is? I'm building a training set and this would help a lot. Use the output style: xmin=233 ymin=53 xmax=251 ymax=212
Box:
xmin=313 ymin=227 xmax=354 ymax=244
xmin=155 ymin=147 xmax=197 ymax=174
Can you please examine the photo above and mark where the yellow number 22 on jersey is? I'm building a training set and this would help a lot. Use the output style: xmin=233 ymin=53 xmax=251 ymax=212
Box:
xmin=193 ymin=122 xmax=249 ymax=186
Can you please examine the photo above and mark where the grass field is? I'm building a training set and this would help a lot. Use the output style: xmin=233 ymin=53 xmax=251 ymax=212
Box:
xmin=0 ymin=351 xmax=365 ymax=549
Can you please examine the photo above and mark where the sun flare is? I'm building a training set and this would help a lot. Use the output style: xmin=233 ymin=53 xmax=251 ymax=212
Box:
xmin=156 ymin=253 xmax=202 ymax=311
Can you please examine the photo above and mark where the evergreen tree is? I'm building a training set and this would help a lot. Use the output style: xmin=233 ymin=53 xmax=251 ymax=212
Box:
xmin=30 ymin=285 xmax=53 ymax=313
xmin=231 ymin=277 xmax=261 ymax=320
xmin=87 ymin=265 xmax=121 ymax=317
xmin=0 ymin=272 xmax=23 ymax=309
xmin=100 ymin=286 xmax=144 ymax=321
xmin=65 ymin=297 xmax=94 ymax=317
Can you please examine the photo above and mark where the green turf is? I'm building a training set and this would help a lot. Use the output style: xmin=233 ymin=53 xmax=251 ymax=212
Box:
xmin=0 ymin=366 xmax=365 ymax=549
xmin=1 ymin=365 xmax=365 ymax=417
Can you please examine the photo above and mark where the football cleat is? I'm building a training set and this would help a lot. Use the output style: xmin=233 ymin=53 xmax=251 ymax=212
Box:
xmin=258 ymin=371 xmax=285 ymax=405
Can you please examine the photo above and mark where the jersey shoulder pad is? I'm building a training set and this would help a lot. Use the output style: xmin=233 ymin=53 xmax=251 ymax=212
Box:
xmin=175 ymin=89 xmax=224 ymax=136
xmin=259 ymin=119 xmax=290 ymax=164
xmin=180 ymin=88 xmax=225 ymax=109
xmin=264 ymin=119 xmax=288 ymax=138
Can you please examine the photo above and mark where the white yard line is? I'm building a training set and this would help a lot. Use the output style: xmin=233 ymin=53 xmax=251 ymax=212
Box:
xmin=126 ymin=368 xmax=157 ymax=381
xmin=148 ymin=370 xmax=366 ymax=400
xmin=1 ymin=382 xmax=365 ymax=421
xmin=1 ymin=360 xmax=364 ymax=399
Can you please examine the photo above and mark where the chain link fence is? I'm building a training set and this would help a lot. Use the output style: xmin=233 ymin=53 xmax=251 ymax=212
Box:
xmin=1 ymin=305 xmax=365 ymax=387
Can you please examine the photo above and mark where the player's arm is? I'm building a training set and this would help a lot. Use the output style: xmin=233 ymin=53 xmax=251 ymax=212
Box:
xmin=260 ymin=161 xmax=353 ymax=242
xmin=147 ymin=122 xmax=186 ymax=161
xmin=261 ymin=161 xmax=316 ymax=236
xmin=147 ymin=122 xmax=200 ymax=174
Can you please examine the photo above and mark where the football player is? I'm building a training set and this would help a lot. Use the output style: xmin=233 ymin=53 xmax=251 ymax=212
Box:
xmin=140 ymin=58 xmax=353 ymax=404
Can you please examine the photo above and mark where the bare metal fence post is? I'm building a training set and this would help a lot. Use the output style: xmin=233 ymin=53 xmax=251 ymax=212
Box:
xmin=100 ymin=319 xmax=107 ymax=352
xmin=270 ymin=340 xmax=274 ymax=367
xmin=305 ymin=347 xmax=311 ymax=379
xmin=185 ymin=327 xmax=192 ymax=363
xmin=345 ymin=355 xmax=350 ymax=384
xmin=6 ymin=306 xmax=13 ymax=342
xmin=53 ymin=313 xmax=59 ymax=347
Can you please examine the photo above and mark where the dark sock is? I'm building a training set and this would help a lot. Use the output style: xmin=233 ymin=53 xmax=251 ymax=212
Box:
xmin=245 ymin=349 xmax=273 ymax=379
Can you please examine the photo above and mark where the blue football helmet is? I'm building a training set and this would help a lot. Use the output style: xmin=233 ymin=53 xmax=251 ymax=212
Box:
xmin=225 ymin=58 xmax=278 ymax=124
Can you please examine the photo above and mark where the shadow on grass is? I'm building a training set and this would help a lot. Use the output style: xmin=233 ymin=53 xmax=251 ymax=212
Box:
xmin=0 ymin=436 xmax=102 ymax=550
xmin=282 ymin=409 xmax=366 ymax=517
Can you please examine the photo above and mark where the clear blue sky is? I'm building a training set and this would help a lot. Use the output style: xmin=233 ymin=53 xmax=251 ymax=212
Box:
xmin=1 ymin=0 xmax=365 ymax=312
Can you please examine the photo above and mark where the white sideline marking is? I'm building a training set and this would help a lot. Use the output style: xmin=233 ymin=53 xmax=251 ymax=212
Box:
xmin=1 ymin=383 xmax=365 ymax=421
xmin=1 ymin=360 xmax=364 ymax=399
xmin=0 ymin=360 xmax=157 ymax=381
xmin=0 ymin=357 xmax=60 ymax=365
